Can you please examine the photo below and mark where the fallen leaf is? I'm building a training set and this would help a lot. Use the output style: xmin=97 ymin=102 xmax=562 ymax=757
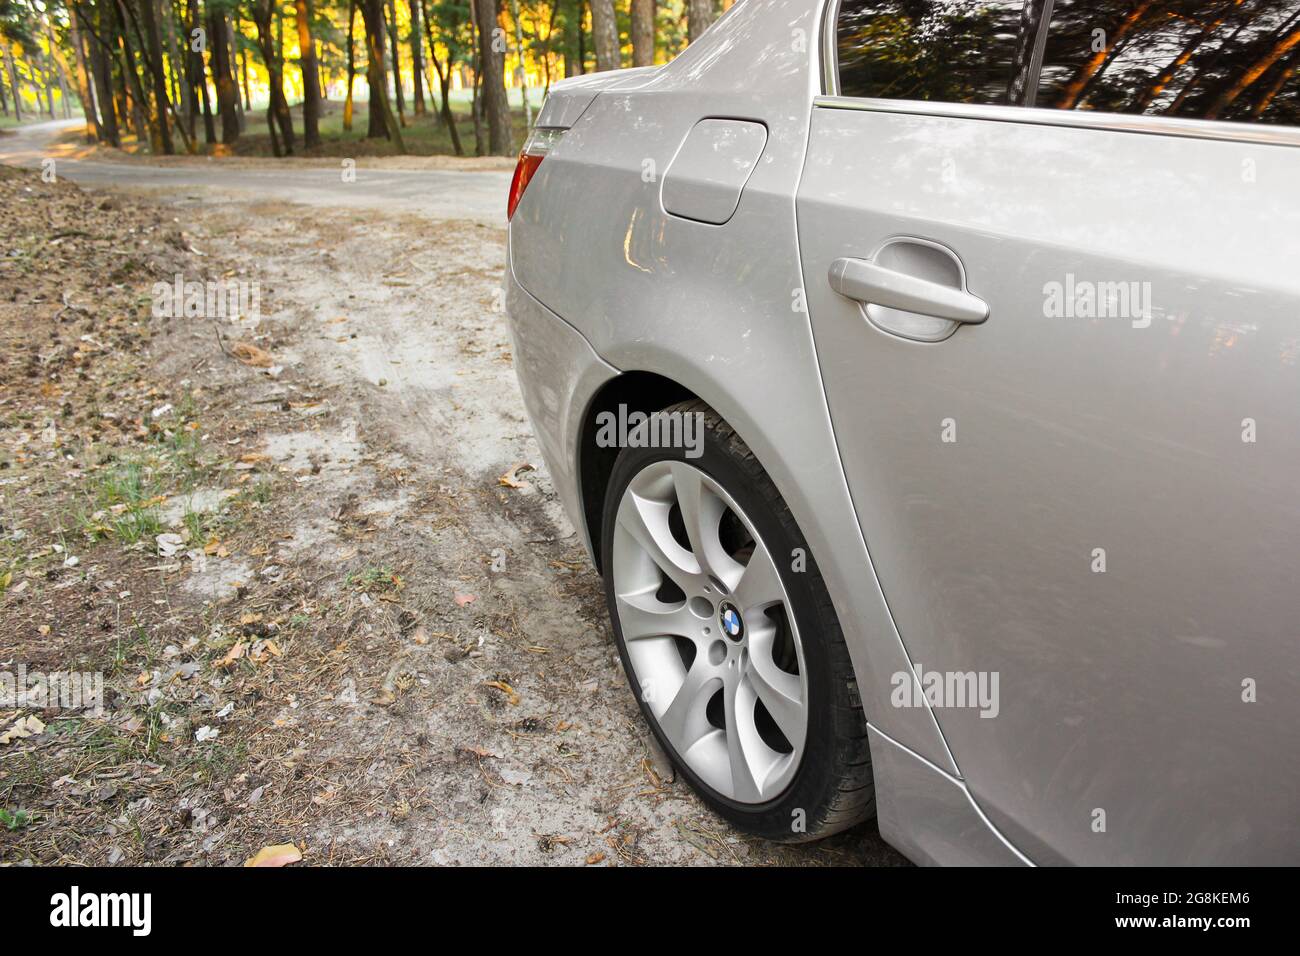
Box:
xmin=249 ymin=639 xmax=282 ymax=663
xmin=215 ymin=640 xmax=246 ymax=670
xmin=244 ymin=843 xmax=303 ymax=868
xmin=230 ymin=341 xmax=274 ymax=368
xmin=482 ymin=680 xmax=520 ymax=706
xmin=586 ymin=851 xmax=606 ymax=865
xmin=0 ymin=715 xmax=46 ymax=744
xmin=156 ymin=533 xmax=185 ymax=557
xmin=454 ymin=592 xmax=476 ymax=607
xmin=498 ymin=461 xmax=535 ymax=489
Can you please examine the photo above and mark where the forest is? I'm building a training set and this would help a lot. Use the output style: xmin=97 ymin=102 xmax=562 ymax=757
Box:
xmin=837 ymin=0 xmax=1300 ymax=125
xmin=0 ymin=0 xmax=730 ymax=157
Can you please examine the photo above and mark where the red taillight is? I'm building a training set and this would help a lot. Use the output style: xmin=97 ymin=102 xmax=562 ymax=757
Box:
xmin=508 ymin=152 xmax=544 ymax=221
xmin=507 ymin=127 xmax=565 ymax=221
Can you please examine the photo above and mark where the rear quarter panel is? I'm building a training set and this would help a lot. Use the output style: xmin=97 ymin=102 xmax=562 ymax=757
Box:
xmin=510 ymin=0 xmax=962 ymax=777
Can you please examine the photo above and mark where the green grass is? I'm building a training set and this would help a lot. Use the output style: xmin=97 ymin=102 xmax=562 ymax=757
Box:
xmin=229 ymin=96 xmax=531 ymax=158
xmin=109 ymin=509 xmax=164 ymax=545
xmin=68 ymin=397 xmax=217 ymax=548
xmin=183 ymin=508 xmax=208 ymax=543
xmin=109 ymin=627 xmax=151 ymax=678
xmin=0 ymin=808 xmax=32 ymax=831
xmin=347 ymin=565 xmax=401 ymax=593
xmin=0 ymin=106 xmax=87 ymax=130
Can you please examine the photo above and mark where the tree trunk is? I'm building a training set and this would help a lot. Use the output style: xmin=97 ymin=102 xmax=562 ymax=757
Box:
xmin=45 ymin=15 xmax=74 ymax=120
xmin=252 ymin=0 xmax=295 ymax=154
xmin=40 ymin=33 xmax=57 ymax=118
xmin=1205 ymin=17 xmax=1300 ymax=118
xmin=577 ymin=0 xmax=587 ymax=73
xmin=182 ymin=0 xmax=213 ymax=143
xmin=230 ymin=15 xmax=245 ymax=131
xmin=69 ymin=8 xmax=101 ymax=140
xmin=207 ymin=9 xmax=240 ymax=142
xmin=1055 ymin=1 xmax=1154 ymax=110
xmin=386 ymin=0 xmax=406 ymax=124
xmin=589 ymin=0 xmax=618 ymax=71
xmin=239 ymin=34 xmax=252 ymax=110
xmin=1250 ymin=49 xmax=1300 ymax=118
xmin=111 ymin=1 xmax=154 ymax=144
xmin=170 ymin=0 xmax=197 ymax=143
xmin=687 ymin=0 xmax=712 ymax=43
xmin=344 ymin=0 xmax=356 ymax=130
xmin=163 ymin=0 xmax=183 ymax=117
xmin=474 ymin=0 xmax=511 ymax=154
xmin=295 ymin=0 xmax=322 ymax=148
xmin=360 ymin=0 xmax=406 ymax=148
xmin=508 ymin=0 xmax=531 ymax=125
xmin=1134 ymin=24 xmax=1216 ymax=112
xmin=420 ymin=0 xmax=463 ymax=155
xmin=408 ymin=0 xmax=426 ymax=114
xmin=2 ymin=39 xmax=23 ymax=121
xmin=630 ymin=0 xmax=653 ymax=68
xmin=469 ymin=0 xmax=484 ymax=154
xmin=561 ymin=0 xmax=579 ymax=76
xmin=136 ymin=0 xmax=176 ymax=153
xmin=85 ymin=5 xmax=120 ymax=143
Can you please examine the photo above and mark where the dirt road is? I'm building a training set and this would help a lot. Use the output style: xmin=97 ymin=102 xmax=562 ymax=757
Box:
xmin=0 ymin=124 xmax=905 ymax=865
xmin=0 ymin=121 xmax=512 ymax=224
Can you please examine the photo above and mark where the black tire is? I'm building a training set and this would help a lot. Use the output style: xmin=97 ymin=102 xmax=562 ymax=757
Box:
xmin=600 ymin=400 xmax=874 ymax=842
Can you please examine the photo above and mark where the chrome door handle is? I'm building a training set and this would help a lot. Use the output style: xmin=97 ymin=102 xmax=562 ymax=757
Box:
xmin=829 ymin=257 xmax=989 ymax=325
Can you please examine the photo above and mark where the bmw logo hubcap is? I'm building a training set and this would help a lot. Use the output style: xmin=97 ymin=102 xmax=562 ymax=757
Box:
xmin=719 ymin=602 xmax=744 ymax=641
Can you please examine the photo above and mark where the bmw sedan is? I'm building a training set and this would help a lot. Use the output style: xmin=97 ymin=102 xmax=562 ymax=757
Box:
xmin=504 ymin=0 xmax=1300 ymax=865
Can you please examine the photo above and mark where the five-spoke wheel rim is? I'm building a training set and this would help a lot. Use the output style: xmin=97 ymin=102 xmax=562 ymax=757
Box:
xmin=611 ymin=460 xmax=808 ymax=804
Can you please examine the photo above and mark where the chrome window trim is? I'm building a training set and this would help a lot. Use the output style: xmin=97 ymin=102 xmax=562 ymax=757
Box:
xmin=819 ymin=1 xmax=1300 ymax=147
xmin=814 ymin=95 xmax=1300 ymax=148
xmin=1022 ymin=0 xmax=1054 ymax=107
xmin=820 ymin=0 xmax=842 ymax=97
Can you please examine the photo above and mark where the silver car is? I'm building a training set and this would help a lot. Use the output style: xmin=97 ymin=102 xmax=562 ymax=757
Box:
xmin=504 ymin=0 xmax=1300 ymax=865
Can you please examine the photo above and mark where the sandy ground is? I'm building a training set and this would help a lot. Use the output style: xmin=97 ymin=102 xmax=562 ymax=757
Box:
xmin=0 ymin=123 xmax=906 ymax=865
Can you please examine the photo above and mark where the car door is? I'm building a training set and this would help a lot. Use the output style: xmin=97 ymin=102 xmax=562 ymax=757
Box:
xmin=797 ymin=0 xmax=1300 ymax=864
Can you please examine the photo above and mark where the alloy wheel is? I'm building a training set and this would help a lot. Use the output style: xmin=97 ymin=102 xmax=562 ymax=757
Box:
xmin=611 ymin=460 xmax=808 ymax=803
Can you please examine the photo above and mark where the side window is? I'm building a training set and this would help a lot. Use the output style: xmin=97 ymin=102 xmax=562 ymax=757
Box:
xmin=835 ymin=0 xmax=1034 ymax=106
xmin=1035 ymin=0 xmax=1300 ymax=127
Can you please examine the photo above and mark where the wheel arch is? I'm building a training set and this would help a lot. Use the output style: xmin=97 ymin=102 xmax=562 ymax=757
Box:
xmin=577 ymin=370 xmax=697 ymax=574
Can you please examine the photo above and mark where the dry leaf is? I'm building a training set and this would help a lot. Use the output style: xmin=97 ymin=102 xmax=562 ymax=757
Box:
xmin=244 ymin=843 xmax=303 ymax=867
xmin=0 ymin=715 xmax=45 ymax=744
xmin=498 ymin=461 xmax=535 ymax=489
xmin=230 ymin=342 xmax=274 ymax=368
xmin=585 ymin=851 xmax=606 ymax=865
xmin=482 ymin=680 xmax=520 ymax=706
xmin=215 ymin=640 xmax=246 ymax=669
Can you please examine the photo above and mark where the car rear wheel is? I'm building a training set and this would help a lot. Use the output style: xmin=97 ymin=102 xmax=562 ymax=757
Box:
xmin=600 ymin=400 xmax=874 ymax=841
